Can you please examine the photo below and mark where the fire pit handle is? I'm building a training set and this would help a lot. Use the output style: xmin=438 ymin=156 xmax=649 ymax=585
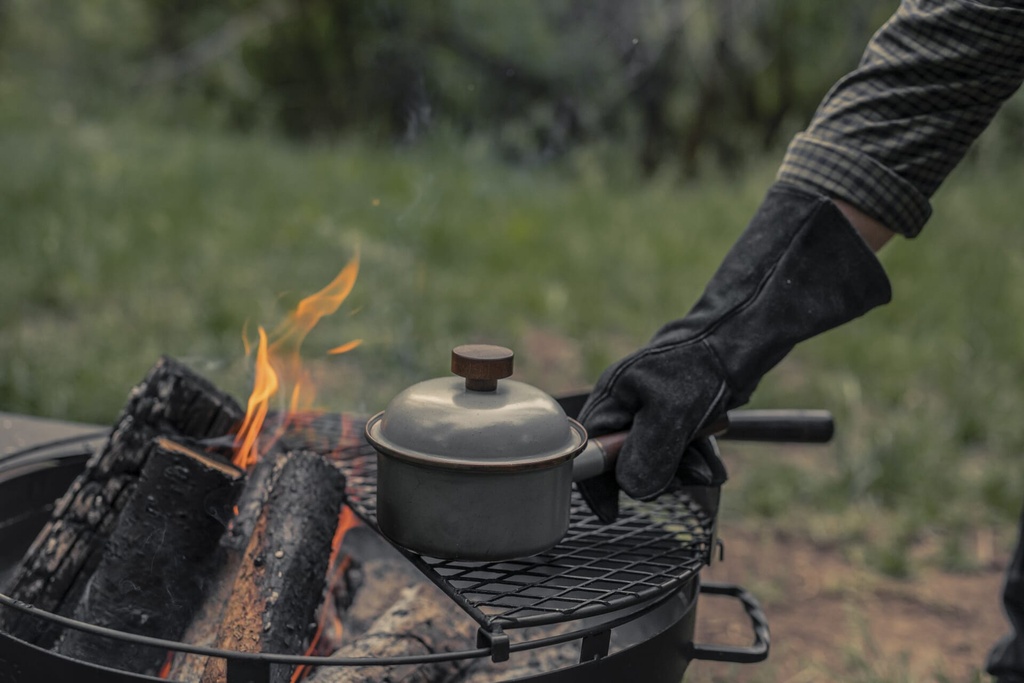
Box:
xmin=688 ymin=582 xmax=770 ymax=664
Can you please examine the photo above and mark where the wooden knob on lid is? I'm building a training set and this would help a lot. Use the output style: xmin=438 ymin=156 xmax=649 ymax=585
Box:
xmin=451 ymin=345 xmax=514 ymax=392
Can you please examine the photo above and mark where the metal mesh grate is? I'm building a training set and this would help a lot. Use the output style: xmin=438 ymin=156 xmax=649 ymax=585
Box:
xmin=414 ymin=496 xmax=711 ymax=629
xmin=289 ymin=414 xmax=716 ymax=631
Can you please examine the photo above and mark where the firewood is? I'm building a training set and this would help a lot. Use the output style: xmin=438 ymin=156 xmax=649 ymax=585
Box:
xmin=166 ymin=453 xmax=283 ymax=682
xmin=1 ymin=357 xmax=244 ymax=647
xmin=307 ymin=583 xmax=478 ymax=683
xmin=54 ymin=438 xmax=244 ymax=674
xmin=200 ymin=450 xmax=346 ymax=683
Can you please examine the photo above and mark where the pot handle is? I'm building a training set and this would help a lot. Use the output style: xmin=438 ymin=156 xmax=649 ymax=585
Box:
xmin=688 ymin=582 xmax=771 ymax=663
xmin=572 ymin=409 xmax=834 ymax=481
xmin=706 ymin=409 xmax=834 ymax=443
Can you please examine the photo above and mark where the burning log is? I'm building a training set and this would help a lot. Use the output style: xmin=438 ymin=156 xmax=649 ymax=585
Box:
xmin=168 ymin=417 xmax=362 ymax=681
xmin=0 ymin=357 xmax=244 ymax=647
xmin=165 ymin=452 xmax=295 ymax=681
xmin=307 ymin=583 xmax=478 ymax=683
xmin=54 ymin=437 xmax=244 ymax=674
xmin=200 ymin=450 xmax=347 ymax=683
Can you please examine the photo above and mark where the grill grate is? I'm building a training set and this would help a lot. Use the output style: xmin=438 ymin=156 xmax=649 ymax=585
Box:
xmin=414 ymin=496 xmax=711 ymax=629
xmin=290 ymin=414 xmax=716 ymax=632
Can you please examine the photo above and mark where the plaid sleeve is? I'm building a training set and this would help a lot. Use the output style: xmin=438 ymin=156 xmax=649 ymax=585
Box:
xmin=777 ymin=0 xmax=1024 ymax=237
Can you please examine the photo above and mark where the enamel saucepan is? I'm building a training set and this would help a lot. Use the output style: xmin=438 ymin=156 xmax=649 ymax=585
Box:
xmin=365 ymin=344 xmax=833 ymax=561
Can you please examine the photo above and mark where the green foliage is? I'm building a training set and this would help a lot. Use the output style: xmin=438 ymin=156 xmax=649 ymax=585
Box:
xmin=0 ymin=0 xmax=149 ymax=117
xmin=733 ymin=461 xmax=811 ymax=519
xmin=1 ymin=0 xmax=918 ymax=173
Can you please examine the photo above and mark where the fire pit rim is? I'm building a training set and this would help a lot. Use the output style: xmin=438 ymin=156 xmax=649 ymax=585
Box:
xmin=0 ymin=577 xmax=692 ymax=668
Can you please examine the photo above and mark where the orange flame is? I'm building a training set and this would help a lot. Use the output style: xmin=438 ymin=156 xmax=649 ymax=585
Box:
xmin=157 ymin=652 xmax=173 ymax=678
xmin=232 ymin=253 xmax=362 ymax=470
xmin=233 ymin=327 xmax=278 ymax=469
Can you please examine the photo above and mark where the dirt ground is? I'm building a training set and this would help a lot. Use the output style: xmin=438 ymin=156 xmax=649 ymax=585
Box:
xmin=688 ymin=523 xmax=1009 ymax=682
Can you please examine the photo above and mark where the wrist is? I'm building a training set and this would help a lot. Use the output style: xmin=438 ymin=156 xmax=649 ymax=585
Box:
xmin=832 ymin=198 xmax=895 ymax=252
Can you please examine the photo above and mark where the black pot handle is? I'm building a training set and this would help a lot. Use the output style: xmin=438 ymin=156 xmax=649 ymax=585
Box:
xmin=574 ymin=409 xmax=834 ymax=482
xmin=706 ymin=409 xmax=834 ymax=443
xmin=688 ymin=582 xmax=770 ymax=664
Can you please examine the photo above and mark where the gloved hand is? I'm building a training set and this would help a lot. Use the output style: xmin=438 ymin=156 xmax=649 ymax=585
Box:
xmin=578 ymin=183 xmax=892 ymax=522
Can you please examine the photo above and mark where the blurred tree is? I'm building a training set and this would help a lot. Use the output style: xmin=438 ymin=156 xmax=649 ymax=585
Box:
xmin=238 ymin=0 xmax=436 ymax=139
xmin=7 ymin=0 xmax=969 ymax=175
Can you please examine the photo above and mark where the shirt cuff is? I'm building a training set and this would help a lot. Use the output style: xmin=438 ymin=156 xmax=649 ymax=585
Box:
xmin=776 ymin=134 xmax=932 ymax=238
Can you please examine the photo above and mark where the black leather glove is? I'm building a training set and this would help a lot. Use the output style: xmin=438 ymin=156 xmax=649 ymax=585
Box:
xmin=578 ymin=183 xmax=892 ymax=522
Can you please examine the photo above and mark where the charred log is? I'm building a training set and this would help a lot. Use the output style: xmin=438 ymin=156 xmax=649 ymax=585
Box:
xmin=200 ymin=450 xmax=346 ymax=683
xmin=54 ymin=438 xmax=244 ymax=674
xmin=307 ymin=583 xmax=478 ymax=683
xmin=0 ymin=357 xmax=243 ymax=647
xmin=165 ymin=452 xmax=288 ymax=681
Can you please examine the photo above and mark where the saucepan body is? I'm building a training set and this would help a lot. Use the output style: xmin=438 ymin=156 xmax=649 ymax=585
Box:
xmin=374 ymin=445 xmax=575 ymax=560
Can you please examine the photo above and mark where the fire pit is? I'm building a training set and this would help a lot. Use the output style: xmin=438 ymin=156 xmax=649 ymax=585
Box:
xmin=0 ymin=396 xmax=770 ymax=682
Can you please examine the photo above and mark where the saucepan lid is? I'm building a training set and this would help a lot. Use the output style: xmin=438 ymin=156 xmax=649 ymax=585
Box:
xmin=364 ymin=345 xmax=587 ymax=470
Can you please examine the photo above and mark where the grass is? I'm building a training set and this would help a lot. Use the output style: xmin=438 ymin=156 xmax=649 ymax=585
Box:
xmin=3 ymin=112 xmax=1024 ymax=580
xmin=0 ymin=116 xmax=765 ymax=418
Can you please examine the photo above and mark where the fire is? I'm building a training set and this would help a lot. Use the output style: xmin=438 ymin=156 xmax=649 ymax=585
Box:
xmin=233 ymin=327 xmax=279 ymax=469
xmin=232 ymin=255 xmax=362 ymax=470
xmin=157 ymin=652 xmax=173 ymax=678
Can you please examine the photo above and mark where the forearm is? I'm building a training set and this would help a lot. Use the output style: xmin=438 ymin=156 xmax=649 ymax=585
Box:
xmin=778 ymin=0 xmax=1024 ymax=237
